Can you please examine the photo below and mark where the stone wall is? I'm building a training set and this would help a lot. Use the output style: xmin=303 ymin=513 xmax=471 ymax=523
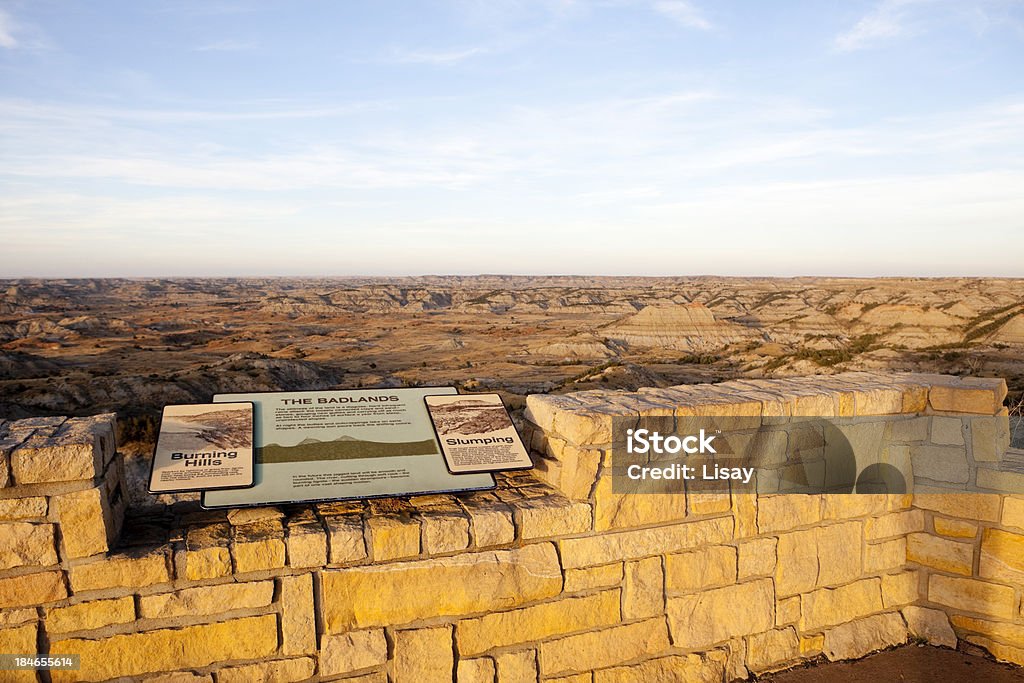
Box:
xmin=0 ymin=372 xmax=1020 ymax=682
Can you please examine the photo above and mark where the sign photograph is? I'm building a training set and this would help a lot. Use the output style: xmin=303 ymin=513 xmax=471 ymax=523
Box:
xmin=201 ymin=387 xmax=495 ymax=508
xmin=148 ymin=402 xmax=255 ymax=493
xmin=425 ymin=393 xmax=533 ymax=474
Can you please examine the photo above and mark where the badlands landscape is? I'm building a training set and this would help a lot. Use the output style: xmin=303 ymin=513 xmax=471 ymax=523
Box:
xmin=1 ymin=276 xmax=1022 ymax=448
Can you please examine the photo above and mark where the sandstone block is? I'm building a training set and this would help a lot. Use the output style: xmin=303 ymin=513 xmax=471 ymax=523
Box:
xmin=912 ymin=493 xmax=1001 ymax=521
xmin=47 ymin=596 xmax=134 ymax=633
xmin=933 ymin=516 xmax=977 ymax=538
xmin=70 ymin=550 xmax=170 ymax=592
xmin=457 ymin=590 xmax=620 ymax=655
xmin=746 ymin=627 xmax=800 ymax=673
xmin=232 ymin=520 xmax=286 ymax=573
xmin=53 ymin=487 xmax=110 ymax=559
xmin=324 ymin=514 xmax=367 ymax=564
xmin=280 ymin=574 xmax=316 ymax=655
xmin=560 ymin=517 xmax=731 ymax=569
xmin=865 ymin=509 xmax=924 ymax=540
xmin=667 ymin=579 xmax=775 ymax=648
xmin=970 ymin=416 xmax=1010 ymax=462
xmin=140 ymin=581 xmax=273 ymax=619
xmin=910 ymin=446 xmax=970 ymax=484
xmin=1003 ymin=496 xmax=1024 ymax=530
xmin=965 ymin=636 xmax=1024 ymax=667
xmin=865 ymin=538 xmax=906 ymax=573
xmin=494 ymin=650 xmax=537 ymax=683
xmin=0 ymin=570 xmax=66 ymax=608
xmin=902 ymin=606 xmax=956 ymax=648
xmin=774 ymin=522 xmax=861 ymax=597
xmin=216 ymin=657 xmax=315 ymax=683
xmin=184 ymin=524 xmax=232 ymax=581
xmin=855 ymin=387 xmax=904 ymax=416
xmin=321 ymin=629 xmax=387 ymax=676
xmin=931 ymin=417 xmax=965 ymax=446
xmin=367 ymin=514 xmax=419 ymax=561
xmin=0 ymin=497 xmax=47 ymax=520
xmin=0 ymin=623 xmax=37 ymax=682
xmin=907 ymin=532 xmax=972 ymax=575
xmin=592 ymin=475 xmax=687 ymax=530
xmin=0 ymin=608 xmax=36 ymax=628
xmin=822 ymin=612 xmax=907 ymax=661
xmin=777 ymin=596 xmax=800 ymax=626
xmin=929 ymin=384 xmax=1000 ymax=415
xmin=623 ymin=556 xmax=663 ymax=619
xmin=737 ymin=538 xmax=776 ymax=579
xmin=800 ymin=579 xmax=882 ymax=631
xmin=881 ymin=570 xmax=920 ymax=608
xmin=665 ymin=545 xmax=736 ymax=594
xmin=800 ymin=634 xmax=824 ymax=657
xmin=949 ymin=614 xmax=1024 ymax=646
xmin=286 ymin=521 xmax=328 ymax=568
xmin=11 ymin=426 xmax=100 ymax=484
xmin=976 ymin=468 xmax=1024 ymax=493
xmin=457 ymin=657 xmax=496 ymax=683
xmin=393 ymin=626 xmax=453 ymax=683
xmin=464 ymin=501 xmax=515 ymax=548
xmin=593 ymin=653 xmax=726 ymax=683
xmin=888 ymin=417 xmax=929 ymax=443
xmin=979 ymin=527 xmax=1024 ymax=584
xmin=927 ymin=574 xmax=1015 ymax=619
xmin=757 ymin=495 xmax=820 ymax=533
xmin=0 ymin=521 xmax=57 ymax=570
xmin=517 ymin=499 xmax=590 ymax=539
xmin=540 ymin=618 xmax=670 ymax=677
xmin=563 ymin=563 xmax=622 ymax=592
xmin=322 ymin=543 xmax=561 ymax=631
xmin=50 ymin=615 xmax=278 ymax=683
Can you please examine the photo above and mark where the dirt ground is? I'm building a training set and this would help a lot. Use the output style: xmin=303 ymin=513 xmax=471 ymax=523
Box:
xmin=759 ymin=645 xmax=1024 ymax=682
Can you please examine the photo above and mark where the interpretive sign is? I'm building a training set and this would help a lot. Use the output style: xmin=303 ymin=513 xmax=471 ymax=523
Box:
xmin=148 ymin=402 xmax=255 ymax=493
xmin=201 ymin=387 xmax=495 ymax=508
xmin=425 ymin=393 xmax=533 ymax=474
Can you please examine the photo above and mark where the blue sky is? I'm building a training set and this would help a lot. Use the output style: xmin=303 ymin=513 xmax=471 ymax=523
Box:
xmin=1 ymin=1 xmax=1022 ymax=277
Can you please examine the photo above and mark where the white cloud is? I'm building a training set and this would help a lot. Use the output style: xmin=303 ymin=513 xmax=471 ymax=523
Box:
xmin=0 ymin=9 xmax=19 ymax=48
xmin=384 ymin=46 xmax=485 ymax=65
xmin=194 ymin=39 xmax=256 ymax=52
xmin=834 ymin=0 xmax=939 ymax=51
xmin=652 ymin=1 xmax=712 ymax=30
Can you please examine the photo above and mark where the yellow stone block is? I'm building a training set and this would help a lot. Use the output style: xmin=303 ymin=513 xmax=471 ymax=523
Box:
xmin=518 ymin=499 xmax=591 ymax=539
xmin=927 ymin=575 xmax=1015 ymax=619
xmin=494 ymin=649 xmax=537 ymax=683
xmin=907 ymin=532 xmax=973 ymax=576
xmin=53 ymin=487 xmax=110 ymax=559
xmin=933 ymin=516 xmax=978 ymax=538
xmin=776 ymin=596 xmax=800 ymax=626
xmin=563 ymin=563 xmax=622 ymax=592
xmin=70 ymin=550 xmax=170 ymax=592
xmin=320 ymin=629 xmax=387 ymax=677
xmin=865 ymin=538 xmax=906 ymax=573
xmin=0 ymin=623 xmax=37 ymax=682
xmin=539 ymin=618 xmax=670 ymax=677
xmin=865 ymin=509 xmax=924 ymax=540
xmin=457 ymin=590 xmax=620 ymax=656
xmin=979 ymin=528 xmax=1024 ymax=584
xmin=322 ymin=543 xmax=562 ymax=631
xmin=50 ymin=615 xmax=278 ymax=682
xmin=280 ymin=574 xmax=316 ymax=655
xmin=623 ymin=557 xmax=663 ymax=619
xmin=746 ymin=627 xmax=799 ymax=673
xmin=800 ymin=578 xmax=882 ymax=631
xmin=965 ymin=636 xmax=1024 ymax=667
xmin=393 ymin=626 xmax=453 ymax=683
xmin=1002 ymin=496 xmax=1024 ymax=531
xmin=912 ymin=493 xmax=1001 ymax=522
xmin=667 ymin=579 xmax=775 ymax=649
xmin=592 ymin=653 xmax=726 ymax=683
xmin=757 ymin=495 xmax=820 ymax=533
xmin=139 ymin=581 xmax=273 ymax=619
xmin=456 ymin=658 xmax=496 ymax=683
xmin=0 ymin=521 xmax=58 ymax=570
xmin=665 ymin=545 xmax=736 ymax=594
xmin=0 ymin=570 xmax=67 ymax=608
xmin=800 ymin=634 xmax=824 ymax=657
xmin=881 ymin=570 xmax=920 ymax=608
xmin=0 ymin=497 xmax=47 ymax=520
xmin=47 ymin=596 xmax=134 ymax=633
xmin=367 ymin=515 xmax=420 ymax=562
xmin=822 ymin=612 xmax=907 ymax=661
xmin=559 ymin=517 xmax=731 ymax=569
xmin=216 ymin=657 xmax=316 ymax=683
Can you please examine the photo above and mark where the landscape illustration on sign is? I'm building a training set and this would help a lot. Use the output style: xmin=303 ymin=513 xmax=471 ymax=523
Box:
xmin=158 ymin=405 xmax=252 ymax=453
xmin=258 ymin=434 xmax=439 ymax=464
